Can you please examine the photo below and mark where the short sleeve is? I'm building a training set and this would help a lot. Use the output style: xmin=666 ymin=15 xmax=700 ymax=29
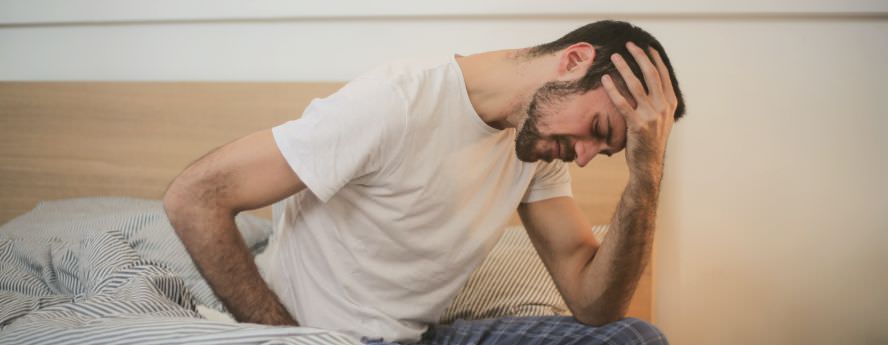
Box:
xmin=521 ymin=160 xmax=572 ymax=203
xmin=272 ymin=78 xmax=406 ymax=202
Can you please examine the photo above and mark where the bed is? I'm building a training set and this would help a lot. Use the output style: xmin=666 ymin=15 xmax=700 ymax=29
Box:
xmin=0 ymin=82 xmax=650 ymax=344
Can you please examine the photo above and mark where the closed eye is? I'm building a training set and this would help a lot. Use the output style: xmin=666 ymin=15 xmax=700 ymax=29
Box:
xmin=605 ymin=114 xmax=613 ymax=147
xmin=592 ymin=114 xmax=606 ymax=139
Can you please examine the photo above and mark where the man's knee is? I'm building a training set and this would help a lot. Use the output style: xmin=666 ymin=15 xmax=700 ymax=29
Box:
xmin=596 ymin=317 xmax=668 ymax=345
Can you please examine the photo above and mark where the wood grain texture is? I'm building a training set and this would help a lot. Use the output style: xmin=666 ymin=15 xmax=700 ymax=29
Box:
xmin=0 ymin=82 xmax=341 ymax=221
xmin=0 ymin=82 xmax=649 ymax=321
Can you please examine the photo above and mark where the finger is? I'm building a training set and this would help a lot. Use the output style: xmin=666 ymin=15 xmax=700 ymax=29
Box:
xmin=610 ymin=52 xmax=648 ymax=108
xmin=601 ymin=74 xmax=635 ymax=120
xmin=649 ymin=48 xmax=677 ymax=104
xmin=625 ymin=42 xmax=665 ymax=104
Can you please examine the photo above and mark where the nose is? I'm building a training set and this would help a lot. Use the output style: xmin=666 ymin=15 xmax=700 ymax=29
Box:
xmin=573 ymin=141 xmax=600 ymax=167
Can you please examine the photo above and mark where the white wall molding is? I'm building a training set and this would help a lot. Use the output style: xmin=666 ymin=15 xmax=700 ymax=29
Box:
xmin=3 ymin=12 xmax=888 ymax=28
xmin=2 ymin=0 xmax=886 ymax=25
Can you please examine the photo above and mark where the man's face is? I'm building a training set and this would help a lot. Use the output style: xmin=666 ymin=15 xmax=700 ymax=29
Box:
xmin=515 ymin=81 xmax=628 ymax=167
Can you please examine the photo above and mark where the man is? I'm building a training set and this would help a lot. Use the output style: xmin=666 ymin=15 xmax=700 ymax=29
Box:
xmin=164 ymin=20 xmax=685 ymax=345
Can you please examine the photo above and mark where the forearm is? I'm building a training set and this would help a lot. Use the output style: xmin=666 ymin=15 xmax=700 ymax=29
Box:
xmin=576 ymin=162 xmax=662 ymax=325
xmin=166 ymin=203 xmax=297 ymax=326
xmin=568 ymin=41 xmax=678 ymax=325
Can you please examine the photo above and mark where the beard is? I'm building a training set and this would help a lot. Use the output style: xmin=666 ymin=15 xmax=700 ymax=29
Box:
xmin=515 ymin=81 xmax=579 ymax=163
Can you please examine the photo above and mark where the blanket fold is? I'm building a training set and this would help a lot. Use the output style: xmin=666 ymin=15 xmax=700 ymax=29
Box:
xmin=0 ymin=197 xmax=359 ymax=345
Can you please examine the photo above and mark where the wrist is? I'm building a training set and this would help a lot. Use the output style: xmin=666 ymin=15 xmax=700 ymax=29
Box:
xmin=628 ymin=159 xmax=663 ymax=183
xmin=627 ymin=163 xmax=663 ymax=201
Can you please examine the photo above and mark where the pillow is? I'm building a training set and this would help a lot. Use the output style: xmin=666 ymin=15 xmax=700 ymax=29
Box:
xmin=439 ymin=224 xmax=608 ymax=323
xmin=0 ymin=196 xmax=272 ymax=312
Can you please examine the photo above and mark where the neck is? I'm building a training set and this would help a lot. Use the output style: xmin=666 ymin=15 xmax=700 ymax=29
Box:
xmin=455 ymin=49 xmax=556 ymax=130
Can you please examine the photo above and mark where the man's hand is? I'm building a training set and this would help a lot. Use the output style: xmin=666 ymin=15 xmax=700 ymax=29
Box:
xmin=519 ymin=42 xmax=681 ymax=326
xmin=601 ymin=42 xmax=678 ymax=180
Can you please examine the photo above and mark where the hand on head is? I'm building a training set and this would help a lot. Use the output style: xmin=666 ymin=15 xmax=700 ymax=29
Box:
xmin=600 ymin=42 xmax=679 ymax=172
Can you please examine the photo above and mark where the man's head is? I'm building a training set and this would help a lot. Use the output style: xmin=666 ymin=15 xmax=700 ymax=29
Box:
xmin=514 ymin=20 xmax=686 ymax=166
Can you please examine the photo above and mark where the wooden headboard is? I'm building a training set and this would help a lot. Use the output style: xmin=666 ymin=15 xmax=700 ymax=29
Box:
xmin=0 ymin=82 xmax=646 ymax=319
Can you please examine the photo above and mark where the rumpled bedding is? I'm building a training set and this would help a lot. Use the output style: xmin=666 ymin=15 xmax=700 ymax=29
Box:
xmin=0 ymin=197 xmax=359 ymax=345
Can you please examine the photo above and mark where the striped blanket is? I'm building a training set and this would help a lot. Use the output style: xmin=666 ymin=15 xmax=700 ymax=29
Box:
xmin=0 ymin=197 xmax=359 ymax=345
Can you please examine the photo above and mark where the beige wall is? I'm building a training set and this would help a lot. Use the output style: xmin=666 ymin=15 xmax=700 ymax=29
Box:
xmin=2 ymin=2 xmax=886 ymax=81
xmin=654 ymin=20 xmax=888 ymax=344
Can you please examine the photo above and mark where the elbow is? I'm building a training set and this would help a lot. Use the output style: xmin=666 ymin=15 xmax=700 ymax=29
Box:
xmin=162 ymin=178 xmax=190 ymax=232
xmin=162 ymin=173 xmax=233 ymax=232
xmin=575 ymin=311 xmax=626 ymax=327
xmin=163 ymin=172 xmax=188 ymax=214
xmin=570 ymin=299 xmax=629 ymax=326
xmin=162 ymin=181 xmax=178 ymax=216
xmin=162 ymin=173 xmax=206 ymax=234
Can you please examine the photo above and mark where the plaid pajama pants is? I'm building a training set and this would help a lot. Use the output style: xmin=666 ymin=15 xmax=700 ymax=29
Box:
xmin=363 ymin=316 xmax=669 ymax=345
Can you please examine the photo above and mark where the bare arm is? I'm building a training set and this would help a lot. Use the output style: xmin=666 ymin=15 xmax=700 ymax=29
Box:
xmin=519 ymin=42 xmax=677 ymax=325
xmin=163 ymin=129 xmax=305 ymax=325
xmin=519 ymin=189 xmax=656 ymax=325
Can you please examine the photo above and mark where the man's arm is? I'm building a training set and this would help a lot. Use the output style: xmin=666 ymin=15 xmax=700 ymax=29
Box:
xmin=163 ymin=129 xmax=305 ymax=325
xmin=519 ymin=42 xmax=678 ymax=325
xmin=519 ymin=191 xmax=657 ymax=325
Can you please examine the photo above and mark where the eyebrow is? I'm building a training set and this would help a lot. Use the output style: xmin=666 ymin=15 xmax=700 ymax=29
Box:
xmin=606 ymin=114 xmax=614 ymax=148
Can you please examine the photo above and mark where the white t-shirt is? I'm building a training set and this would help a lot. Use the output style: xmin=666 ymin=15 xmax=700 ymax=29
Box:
xmin=266 ymin=55 xmax=571 ymax=343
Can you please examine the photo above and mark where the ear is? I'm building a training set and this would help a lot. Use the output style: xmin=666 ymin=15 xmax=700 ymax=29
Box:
xmin=558 ymin=42 xmax=596 ymax=81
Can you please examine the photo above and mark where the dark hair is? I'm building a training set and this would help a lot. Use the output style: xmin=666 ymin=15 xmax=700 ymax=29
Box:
xmin=528 ymin=20 xmax=686 ymax=120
